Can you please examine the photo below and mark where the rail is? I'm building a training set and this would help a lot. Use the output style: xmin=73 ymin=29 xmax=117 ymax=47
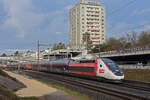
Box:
xmin=23 ymin=71 xmax=150 ymax=100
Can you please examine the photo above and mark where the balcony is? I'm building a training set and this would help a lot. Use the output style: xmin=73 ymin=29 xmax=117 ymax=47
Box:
xmin=91 ymin=37 xmax=100 ymax=39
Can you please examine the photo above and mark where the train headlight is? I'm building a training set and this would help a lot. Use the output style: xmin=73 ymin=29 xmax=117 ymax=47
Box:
xmin=113 ymin=70 xmax=124 ymax=76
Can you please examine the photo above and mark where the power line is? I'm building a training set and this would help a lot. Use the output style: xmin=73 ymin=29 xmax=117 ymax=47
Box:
xmin=109 ymin=22 xmax=150 ymax=36
xmin=107 ymin=0 xmax=138 ymax=33
xmin=108 ymin=0 xmax=137 ymax=16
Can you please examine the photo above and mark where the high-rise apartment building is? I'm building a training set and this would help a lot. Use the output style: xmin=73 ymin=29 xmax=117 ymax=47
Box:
xmin=69 ymin=0 xmax=106 ymax=49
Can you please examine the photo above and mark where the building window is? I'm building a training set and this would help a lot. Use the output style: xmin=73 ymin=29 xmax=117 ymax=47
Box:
xmin=95 ymin=8 xmax=99 ymax=10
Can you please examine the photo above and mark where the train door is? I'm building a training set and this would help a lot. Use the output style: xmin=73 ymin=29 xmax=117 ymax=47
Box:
xmin=38 ymin=64 xmax=41 ymax=71
xmin=46 ymin=63 xmax=51 ymax=72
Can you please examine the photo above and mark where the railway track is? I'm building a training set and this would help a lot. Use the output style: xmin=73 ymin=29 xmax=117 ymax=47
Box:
xmin=120 ymin=80 xmax=150 ymax=92
xmin=22 ymin=70 xmax=150 ymax=100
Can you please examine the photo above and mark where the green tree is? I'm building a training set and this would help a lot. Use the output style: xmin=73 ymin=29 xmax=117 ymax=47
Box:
xmin=82 ymin=32 xmax=92 ymax=52
xmin=14 ymin=51 xmax=19 ymax=56
xmin=52 ymin=42 xmax=66 ymax=50
xmin=1 ymin=53 xmax=7 ymax=57
xmin=90 ymin=30 xmax=150 ymax=52
xmin=91 ymin=43 xmax=109 ymax=53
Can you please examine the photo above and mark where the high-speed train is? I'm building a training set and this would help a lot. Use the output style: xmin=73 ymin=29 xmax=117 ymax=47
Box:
xmin=8 ymin=57 xmax=124 ymax=81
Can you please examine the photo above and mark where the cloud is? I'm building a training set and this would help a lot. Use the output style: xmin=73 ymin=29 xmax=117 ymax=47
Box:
xmin=107 ymin=21 xmax=150 ymax=38
xmin=0 ymin=0 xmax=70 ymax=43
xmin=2 ymin=0 xmax=46 ymax=37
xmin=16 ymin=33 xmax=25 ymax=39
xmin=56 ymin=32 xmax=62 ymax=35
xmin=107 ymin=22 xmax=132 ymax=37
xmin=133 ymin=8 xmax=150 ymax=15
xmin=0 ymin=0 xmax=81 ymax=49
xmin=65 ymin=5 xmax=74 ymax=10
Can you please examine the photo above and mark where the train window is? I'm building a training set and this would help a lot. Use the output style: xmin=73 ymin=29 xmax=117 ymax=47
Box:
xmin=70 ymin=60 xmax=95 ymax=63
xmin=70 ymin=60 xmax=80 ymax=63
xmin=79 ymin=60 xmax=95 ymax=63
xmin=69 ymin=67 xmax=94 ymax=72
xmin=102 ymin=58 xmax=114 ymax=63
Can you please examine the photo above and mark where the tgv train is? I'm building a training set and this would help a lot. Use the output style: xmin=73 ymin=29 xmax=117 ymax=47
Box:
xmin=8 ymin=58 xmax=124 ymax=81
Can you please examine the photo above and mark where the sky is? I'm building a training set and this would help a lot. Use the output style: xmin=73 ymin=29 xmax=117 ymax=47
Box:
xmin=0 ymin=0 xmax=150 ymax=53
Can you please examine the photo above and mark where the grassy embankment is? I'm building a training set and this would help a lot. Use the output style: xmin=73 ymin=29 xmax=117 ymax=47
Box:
xmin=0 ymin=69 xmax=38 ymax=100
xmin=0 ymin=68 xmax=11 ymax=77
xmin=0 ymin=69 xmax=92 ymax=100
xmin=39 ymin=80 xmax=94 ymax=100
xmin=4 ymin=68 xmax=149 ymax=100
xmin=17 ymin=71 xmax=94 ymax=100
xmin=122 ymin=69 xmax=150 ymax=82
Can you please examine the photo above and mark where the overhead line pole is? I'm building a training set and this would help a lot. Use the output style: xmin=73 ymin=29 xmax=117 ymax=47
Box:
xmin=37 ymin=40 xmax=52 ymax=63
xmin=37 ymin=40 xmax=40 ymax=64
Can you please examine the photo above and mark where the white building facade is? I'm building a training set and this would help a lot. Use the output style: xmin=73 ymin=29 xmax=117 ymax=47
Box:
xmin=69 ymin=0 xmax=106 ymax=49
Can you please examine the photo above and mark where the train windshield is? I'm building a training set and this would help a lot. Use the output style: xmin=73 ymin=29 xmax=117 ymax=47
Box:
xmin=70 ymin=59 xmax=95 ymax=63
xmin=102 ymin=58 xmax=123 ymax=76
xmin=102 ymin=58 xmax=118 ymax=69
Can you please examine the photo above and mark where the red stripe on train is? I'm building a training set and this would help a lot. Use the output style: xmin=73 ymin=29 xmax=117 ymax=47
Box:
xmin=26 ymin=64 xmax=32 ymax=69
xmin=50 ymin=64 xmax=53 ymax=72
xmin=71 ymin=71 xmax=96 ymax=76
xmin=69 ymin=63 xmax=95 ymax=67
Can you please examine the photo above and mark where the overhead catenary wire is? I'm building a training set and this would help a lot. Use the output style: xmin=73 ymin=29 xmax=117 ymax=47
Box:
xmin=109 ymin=22 xmax=150 ymax=37
xmin=108 ymin=0 xmax=137 ymax=16
xmin=106 ymin=0 xmax=150 ymax=37
xmin=107 ymin=0 xmax=138 ymax=34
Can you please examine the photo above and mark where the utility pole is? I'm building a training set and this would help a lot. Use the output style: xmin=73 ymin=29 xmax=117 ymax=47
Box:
xmin=99 ymin=46 xmax=101 ymax=58
xmin=37 ymin=40 xmax=51 ymax=62
xmin=86 ymin=34 xmax=88 ymax=51
xmin=37 ymin=40 xmax=40 ymax=64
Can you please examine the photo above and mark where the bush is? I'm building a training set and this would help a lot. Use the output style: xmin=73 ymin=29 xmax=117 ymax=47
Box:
xmin=0 ymin=85 xmax=20 ymax=100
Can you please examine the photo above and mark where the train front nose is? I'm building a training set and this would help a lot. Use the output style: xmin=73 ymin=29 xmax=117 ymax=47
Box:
xmin=112 ymin=69 xmax=124 ymax=80
xmin=112 ymin=69 xmax=124 ymax=76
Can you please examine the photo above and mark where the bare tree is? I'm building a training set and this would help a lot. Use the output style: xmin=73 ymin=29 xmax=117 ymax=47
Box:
xmin=130 ymin=31 xmax=138 ymax=46
xmin=138 ymin=31 xmax=150 ymax=46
